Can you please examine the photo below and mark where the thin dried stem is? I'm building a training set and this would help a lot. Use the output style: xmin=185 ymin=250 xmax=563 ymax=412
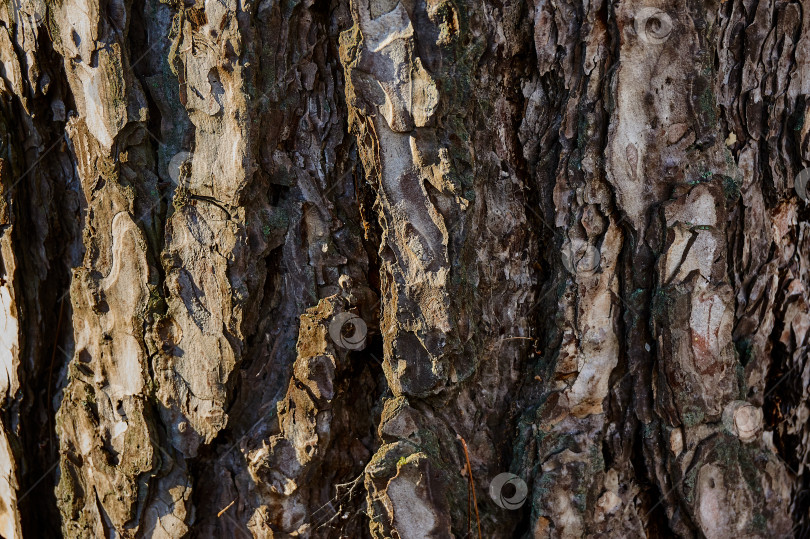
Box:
xmin=457 ymin=435 xmax=482 ymax=539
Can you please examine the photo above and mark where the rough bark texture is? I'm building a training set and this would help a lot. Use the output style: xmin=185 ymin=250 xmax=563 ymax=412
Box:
xmin=0 ymin=0 xmax=808 ymax=537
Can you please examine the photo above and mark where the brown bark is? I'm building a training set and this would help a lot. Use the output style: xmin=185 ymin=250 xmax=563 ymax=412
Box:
xmin=0 ymin=0 xmax=806 ymax=537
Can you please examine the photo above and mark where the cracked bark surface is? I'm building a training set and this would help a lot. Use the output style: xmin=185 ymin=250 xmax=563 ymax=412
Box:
xmin=0 ymin=0 xmax=807 ymax=537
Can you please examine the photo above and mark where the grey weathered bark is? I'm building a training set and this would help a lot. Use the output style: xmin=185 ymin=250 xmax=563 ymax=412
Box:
xmin=0 ymin=0 xmax=807 ymax=537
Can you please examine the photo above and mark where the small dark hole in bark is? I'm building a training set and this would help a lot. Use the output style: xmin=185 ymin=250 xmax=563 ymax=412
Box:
xmin=76 ymin=364 xmax=93 ymax=377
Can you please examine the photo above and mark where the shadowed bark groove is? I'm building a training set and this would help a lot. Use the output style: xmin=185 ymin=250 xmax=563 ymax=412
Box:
xmin=0 ymin=0 xmax=805 ymax=537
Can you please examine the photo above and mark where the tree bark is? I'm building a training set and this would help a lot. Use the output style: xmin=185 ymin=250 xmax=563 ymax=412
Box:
xmin=0 ymin=0 xmax=807 ymax=537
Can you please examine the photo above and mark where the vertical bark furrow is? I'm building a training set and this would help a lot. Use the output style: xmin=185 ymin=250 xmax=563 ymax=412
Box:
xmin=719 ymin=0 xmax=810 ymax=534
xmin=190 ymin=1 xmax=382 ymax=536
xmin=0 ymin=0 xmax=81 ymax=536
xmin=48 ymin=0 xmax=171 ymax=531
xmin=511 ymin=0 xmax=638 ymax=536
xmin=341 ymin=1 xmax=537 ymax=536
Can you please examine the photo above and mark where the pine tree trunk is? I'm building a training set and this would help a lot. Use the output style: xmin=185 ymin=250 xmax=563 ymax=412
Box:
xmin=0 ymin=0 xmax=807 ymax=537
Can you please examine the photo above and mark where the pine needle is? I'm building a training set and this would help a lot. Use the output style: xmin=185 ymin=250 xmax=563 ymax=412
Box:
xmin=218 ymin=500 xmax=235 ymax=518
xmin=457 ymin=435 xmax=482 ymax=539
